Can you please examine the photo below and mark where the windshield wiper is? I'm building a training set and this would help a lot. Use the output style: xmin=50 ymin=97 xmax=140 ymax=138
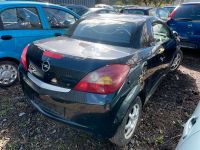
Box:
xmin=175 ymin=18 xmax=193 ymax=21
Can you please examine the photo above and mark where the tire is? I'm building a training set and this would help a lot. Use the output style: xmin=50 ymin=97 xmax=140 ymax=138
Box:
xmin=170 ymin=50 xmax=183 ymax=72
xmin=110 ymin=96 xmax=142 ymax=147
xmin=0 ymin=61 xmax=18 ymax=87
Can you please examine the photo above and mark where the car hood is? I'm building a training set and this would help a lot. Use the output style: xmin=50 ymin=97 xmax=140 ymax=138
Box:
xmin=33 ymin=36 xmax=135 ymax=60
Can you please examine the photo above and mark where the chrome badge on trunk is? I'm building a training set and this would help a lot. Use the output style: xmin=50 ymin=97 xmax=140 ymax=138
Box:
xmin=42 ymin=61 xmax=50 ymax=72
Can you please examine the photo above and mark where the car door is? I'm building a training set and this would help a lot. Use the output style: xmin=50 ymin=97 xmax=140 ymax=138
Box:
xmin=141 ymin=21 xmax=175 ymax=97
xmin=42 ymin=7 xmax=77 ymax=37
xmin=0 ymin=6 xmax=51 ymax=60
xmin=0 ymin=8 xmax=16 ymax=59
xmin=151 ymin=21 xmax=176 ymax=73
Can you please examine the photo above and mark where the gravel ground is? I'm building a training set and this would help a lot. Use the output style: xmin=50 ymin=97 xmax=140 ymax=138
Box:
xmin=0 ymin=50 xmax=200 ymax=150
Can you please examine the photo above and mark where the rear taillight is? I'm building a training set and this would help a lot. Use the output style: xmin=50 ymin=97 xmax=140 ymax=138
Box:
xmin=73 ymin=64 xmax=130 ymax=94
xmin=168 ymin=6 xmax=179 ymax=20
xmin=20 ymin=44 xmax=29 ymax=71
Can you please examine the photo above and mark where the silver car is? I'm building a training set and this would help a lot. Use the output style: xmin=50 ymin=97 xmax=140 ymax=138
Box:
xmin=176 ymin=102 xmax=200 ymax=150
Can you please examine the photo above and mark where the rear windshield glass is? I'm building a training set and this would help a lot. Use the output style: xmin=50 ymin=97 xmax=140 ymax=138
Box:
xmin=173 ymin=5 xmax=200 ymax=20
xmin=123 ymin=9 xmax=145 ymax=15
xmin=65 ymin=19 xmax=140 ymax=47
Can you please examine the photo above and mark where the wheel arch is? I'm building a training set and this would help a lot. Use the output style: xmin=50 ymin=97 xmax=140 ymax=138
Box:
xmin=114 ymin=84 xmax=143 ymax=124
xmin=0 ymin=57 xmax=20 ymax=65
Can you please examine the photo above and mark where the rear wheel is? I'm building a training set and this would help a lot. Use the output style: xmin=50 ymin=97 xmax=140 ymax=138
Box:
xmin=0 ymin=61 xmax=18 ymax=87
xmin=170 ymin=50 xmax=183 ymax=71
xmin=110 ymin=96 xmax=142 ymax=147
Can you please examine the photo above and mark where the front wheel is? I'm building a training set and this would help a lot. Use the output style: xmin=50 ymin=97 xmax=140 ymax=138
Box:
xmin=170 ymin=50 xmax=183 ymax=71
xmin=110 ymin=96 xmax=142 ymax=147
xmin=0 ymin=61 xmax=18 ymax=87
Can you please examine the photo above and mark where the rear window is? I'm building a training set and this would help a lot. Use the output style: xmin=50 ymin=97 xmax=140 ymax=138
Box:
xmin=173 ymin=5 xmax=200 ymax=20
xmin=123 ymin=9 xmax=145 ymax=15
xmin=66 ymin=19 xmax=140 ymax=47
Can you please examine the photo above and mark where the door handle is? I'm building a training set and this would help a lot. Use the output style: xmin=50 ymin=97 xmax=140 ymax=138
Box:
xmin=1 ymin=35 xmax=12 ymax=40
xmin=54 ymin=33 xmax=62 ymax=37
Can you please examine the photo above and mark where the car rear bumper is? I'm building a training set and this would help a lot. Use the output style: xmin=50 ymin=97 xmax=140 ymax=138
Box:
xmin=19 ymin=66 xmax=122 ymax=138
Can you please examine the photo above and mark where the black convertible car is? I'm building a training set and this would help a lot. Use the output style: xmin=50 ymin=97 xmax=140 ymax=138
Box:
xmin=19 ymin=14 xmax=183 ymax=146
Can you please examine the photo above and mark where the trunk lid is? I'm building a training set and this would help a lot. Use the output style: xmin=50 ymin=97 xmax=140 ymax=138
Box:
xmin=26 ymin=36 xmax=135 ymax=89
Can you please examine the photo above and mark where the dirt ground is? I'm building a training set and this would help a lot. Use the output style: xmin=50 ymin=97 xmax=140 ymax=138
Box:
xmin=0 ymin=50 xmax=200 ymax=150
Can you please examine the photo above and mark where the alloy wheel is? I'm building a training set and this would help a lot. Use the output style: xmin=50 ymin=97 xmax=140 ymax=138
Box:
xmin=170 ymin=52 xmax=182 ymax=71
xmin=124 ymin=103 xmax=140 ymax=139
xmin=0 ymin=64 xmax=18 ymax=86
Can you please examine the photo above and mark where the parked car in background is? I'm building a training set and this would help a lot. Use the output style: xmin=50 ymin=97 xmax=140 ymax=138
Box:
xmin=162 ymin=5 xmax=176 ymax=14
xmin=167 ymin=3 xmax=200 ymax=49
xmin=156 ymin=7 xmax=170 ymax=21
xmin=95 ymin=4 xmax=114 ymax=10
xmin=120 ymin=7 xmax=169 ymax=21
xmin=176 ymin=102 xmax=200 ymax=150
xmin=112 ymin=5 xmax=124 ymax=12
xmin=120 ymin=6 xmax=153 ymax=15
xmin=19 ymin=14 xmax=182 ymax=146
xmin=65 ymin=4 xmax=88 ymax=16
xmin=82 ymin=8 xmax=115 ymax=17
xmin=0 ymin=1 xmax=79 ymax=87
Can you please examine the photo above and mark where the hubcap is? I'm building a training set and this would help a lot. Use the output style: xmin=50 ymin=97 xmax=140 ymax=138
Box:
xmin=124 ymin=104 xmax=140 ymax=139
xmin=170 ymin=53 xmax=181 ymax=71
xmin=0 ymin=64 xmax=18 ymax=85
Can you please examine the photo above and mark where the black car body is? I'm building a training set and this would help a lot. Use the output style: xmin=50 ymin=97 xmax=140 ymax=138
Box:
xmin=19 ymin=14 xmax=182 ymax=146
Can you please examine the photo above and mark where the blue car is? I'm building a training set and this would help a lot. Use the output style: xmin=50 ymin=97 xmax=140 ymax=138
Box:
xmin=0 ymin=1 xmax=79 ymax=87
xmin=167 ymin=3 xmax=200 ymax=49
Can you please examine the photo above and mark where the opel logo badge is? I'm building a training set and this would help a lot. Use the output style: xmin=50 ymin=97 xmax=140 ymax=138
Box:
xmin=42 ymin=61 xmax=50 ymax=72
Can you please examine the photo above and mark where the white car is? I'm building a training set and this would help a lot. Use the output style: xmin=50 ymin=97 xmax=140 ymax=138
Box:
xmin=176 ymin=102 xmax=200 ymax=150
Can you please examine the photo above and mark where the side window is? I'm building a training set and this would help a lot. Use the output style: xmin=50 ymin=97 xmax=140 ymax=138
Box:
xmin=152 ymin=23 xmax=170 ymax=44
xmin=0 ymin=7 xmax=42 ymax=30
xmin=43 ymin=8 xmax=76 ymax=29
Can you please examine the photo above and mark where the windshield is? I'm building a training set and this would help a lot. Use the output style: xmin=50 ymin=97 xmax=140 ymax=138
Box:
xmin=173 ymin=5 xmax=200 ymax=21
xmin=65 ymin=19 xmax=140 ymax=47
